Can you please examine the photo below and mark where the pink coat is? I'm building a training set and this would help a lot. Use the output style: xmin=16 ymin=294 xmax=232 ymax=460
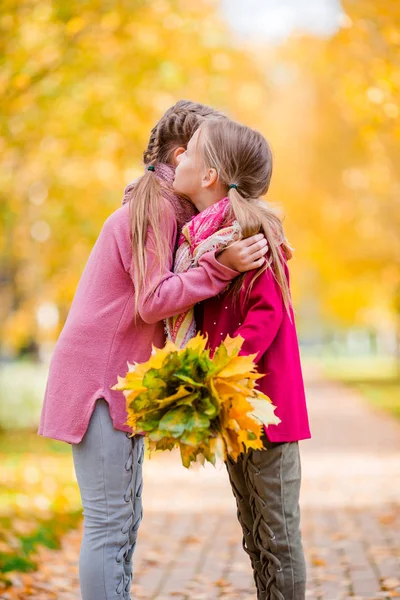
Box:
xmin=38 ymin=199 xmax=238 ymax=444
xmin=196 ymin=262 xmax=311 ymax=443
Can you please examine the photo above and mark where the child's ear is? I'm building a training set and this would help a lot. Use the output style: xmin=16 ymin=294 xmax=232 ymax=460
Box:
xmin=171 ymin=146 xmax=186 ymax=166
xmin=201 ymin=167 xmax=218 ymax=189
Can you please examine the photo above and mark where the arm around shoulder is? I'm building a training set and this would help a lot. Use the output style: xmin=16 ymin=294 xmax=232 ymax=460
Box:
xmin=135 ymin=206 xmax=240 ymax=324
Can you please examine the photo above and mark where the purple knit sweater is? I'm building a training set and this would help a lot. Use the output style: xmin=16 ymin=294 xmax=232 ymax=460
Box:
xmin=38 ymin=165 xmax=238 ymax=443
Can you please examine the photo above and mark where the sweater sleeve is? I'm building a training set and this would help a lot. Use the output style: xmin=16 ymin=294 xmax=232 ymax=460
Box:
xmin=127 ymin=201 xmax=239 ymax=324
xmin=234 ymin=267 xmax=284 ymax=361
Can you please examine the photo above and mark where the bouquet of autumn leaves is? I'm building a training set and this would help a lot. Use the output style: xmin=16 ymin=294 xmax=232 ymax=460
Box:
xmin=112 ymin=334 xmax=280 ymax=468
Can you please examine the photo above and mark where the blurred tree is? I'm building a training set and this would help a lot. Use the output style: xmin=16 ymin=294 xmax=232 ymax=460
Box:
xmin=1 ymin=0 xmax=399 ymax=355
xmin=0 ymin=0 xmax=271 ymax=354
xmin=266 ymin=0 xmax=400 ymax=336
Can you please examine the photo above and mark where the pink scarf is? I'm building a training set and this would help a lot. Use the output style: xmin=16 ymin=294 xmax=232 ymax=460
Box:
xmin=122 ymin=163 xmax=197 ymax=233
xmin=165 ymin=197 xmax=242 ymax=348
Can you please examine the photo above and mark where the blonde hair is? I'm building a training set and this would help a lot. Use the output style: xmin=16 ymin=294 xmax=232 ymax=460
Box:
xmin=125 ymin=100 xmax=224 ymax=315
xmin=197 ymin=119 xmax=293 ymax=313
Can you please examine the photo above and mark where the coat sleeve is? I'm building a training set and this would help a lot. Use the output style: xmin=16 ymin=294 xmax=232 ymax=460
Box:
xmin=126 ymin=201 xmax=239 ymax=324
xmin=234 ymin=267 xmax=285 ymax=360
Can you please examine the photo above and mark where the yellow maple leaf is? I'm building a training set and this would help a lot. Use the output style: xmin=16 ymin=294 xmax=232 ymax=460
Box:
xmin=220 ymin=334 xmax=243 ymax=356
xmin=217 ymin=354 xmax=259 ymax=379
xmin=248 ymin=397 xmax=281 ymax=427
xmin=226 ymin=395 xmax=254 ymax=420
xmin=237 ymin=429 xmax=263 ymax=452
xmin=234 ymin=413 xmax=261 ymax=435
xmin=185 ymin=332 xmax=209 ymax=353
xmin=213 ymin=379 xmax=254 ymax=399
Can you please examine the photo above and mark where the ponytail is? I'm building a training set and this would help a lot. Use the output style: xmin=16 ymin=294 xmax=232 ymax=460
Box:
xmin=196 ymin=118 xmax=293 ymax=317
xmin=227 ymin=187 xmax=293 ymax=317
xmin=126 ymin=168 xmax=169 ymax=318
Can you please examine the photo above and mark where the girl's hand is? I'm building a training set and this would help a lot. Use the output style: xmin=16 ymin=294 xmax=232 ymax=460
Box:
xmin=217 ymin=234 xmax=268 ymax=272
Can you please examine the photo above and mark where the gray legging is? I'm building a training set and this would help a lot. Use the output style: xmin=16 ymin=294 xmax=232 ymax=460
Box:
xmin=72 ymin=398 xmax=144 ymax=600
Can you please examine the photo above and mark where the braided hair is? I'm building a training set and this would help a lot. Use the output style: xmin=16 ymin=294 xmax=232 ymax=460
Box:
xmin=143 ymin=100 xmax=224 ymax=165
xmin=127 ymin=100 xmax=224 ymax=317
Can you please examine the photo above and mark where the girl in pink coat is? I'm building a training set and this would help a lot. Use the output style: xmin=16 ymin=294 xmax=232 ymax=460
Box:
xmin=171 ymin=118 xmax=311 ymax=600
xmin=38 ymin=101 xmax=268 ymax=600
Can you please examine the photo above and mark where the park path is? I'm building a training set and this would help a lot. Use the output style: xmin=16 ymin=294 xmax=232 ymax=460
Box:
xmin=2 ymin=363 xmax=400 ymax=599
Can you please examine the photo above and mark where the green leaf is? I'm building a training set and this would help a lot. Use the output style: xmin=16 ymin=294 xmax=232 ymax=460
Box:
xmin=130 ymin=393 xmax=153 ymax=412
xmin=157 ymin=352 xmax=182 ymax=382
xmin=210 ymin=343 xmax=230 ymax=373
xmin=135 ymin=410 xmax=164 ymax=432
xmin=198 ymin=394 xmax=219 ymax=418
xmin=157 ymin=386 xmax=197 ymax=408
xmin=180 ymin=429 xmax=209 ymax=447
xmin=148 ymin=429 xmax=171 ymax=442
xmin=158 ymin=406 xmax=192 ymax=436
xmin=154 ymin=438 xmax=177 ymax=452
xmin=142 ymin=369 xmax=166 ymax=397
xmin=175 ymin=373 xmax=205 ymax=388
xmin=173 ymin=392 xmax=201 ymax=407
xmin=186 ymin=411 xmax=210 ymax=431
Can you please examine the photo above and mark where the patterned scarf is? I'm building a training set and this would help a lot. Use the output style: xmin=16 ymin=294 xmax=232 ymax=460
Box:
xmin=165 ymin=197 xmax=242 ymax=348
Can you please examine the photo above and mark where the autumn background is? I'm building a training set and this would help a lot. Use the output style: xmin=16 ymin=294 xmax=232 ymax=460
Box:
xmin=0 ymin=0 xmax=399 ymax=596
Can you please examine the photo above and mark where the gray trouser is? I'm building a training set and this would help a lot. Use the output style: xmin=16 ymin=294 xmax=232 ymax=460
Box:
xmin=72 ymin=398 xmax=144 ymax=600
xmin=226 ymin=440 xmax=306 ymax=600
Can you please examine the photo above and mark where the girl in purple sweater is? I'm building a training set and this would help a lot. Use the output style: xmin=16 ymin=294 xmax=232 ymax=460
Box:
xmin=38 ymin=101 xmax=268 ymax=600
xmin=171 ymin=118 xmax=311 ymax=600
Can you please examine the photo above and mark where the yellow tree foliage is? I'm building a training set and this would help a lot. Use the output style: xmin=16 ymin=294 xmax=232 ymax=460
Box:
xmin=1 ymin=0 xmax=399 ymax=351
xmin=0 ymin=0 xmax=271 ymax=352
xmin=260 ymin=1 xmax=400 ymax=330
